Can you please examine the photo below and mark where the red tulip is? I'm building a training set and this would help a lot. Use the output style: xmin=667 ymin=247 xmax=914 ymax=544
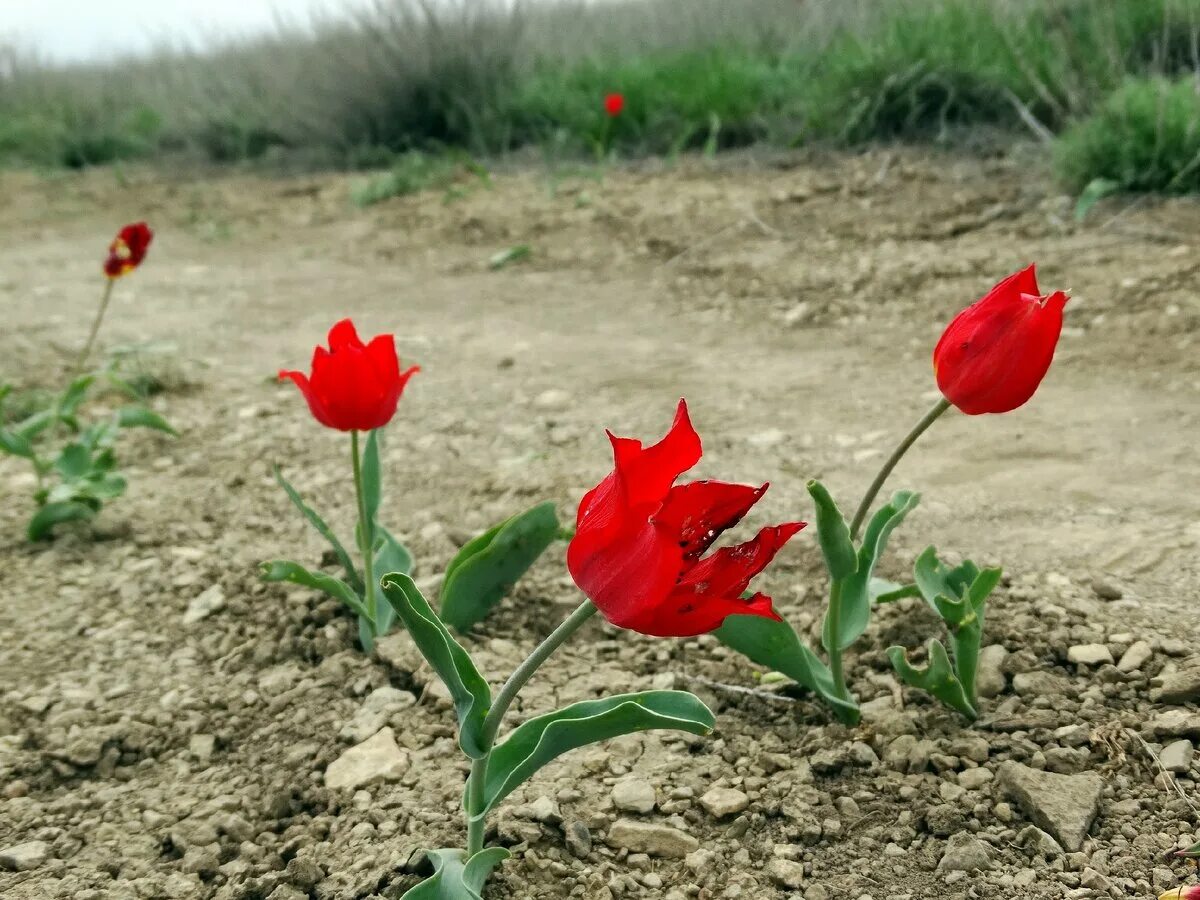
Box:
xmin=933 ymin=265 xmax=1068 ymax=415
xmin=103 ymin=222 xmax=153 ymax=278
xmin=279 ymin=319 xmax=419 ymax=432
xmin=568 ymin=400 xmax=804 ymax=638
xmin=604 ymin=93 xmax=625 ymax=117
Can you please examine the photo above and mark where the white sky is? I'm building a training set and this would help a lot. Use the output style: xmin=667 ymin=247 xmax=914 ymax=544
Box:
xmin=2 ymin=0 xmax=381 ymax=62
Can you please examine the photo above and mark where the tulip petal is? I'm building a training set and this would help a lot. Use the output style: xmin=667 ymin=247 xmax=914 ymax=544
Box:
xmin=653 ymin=480 xmax=766 ymax=561
xmin=674 ymin=522 xmax=806 ymax=602
xmin=610 ymin=399 xmax=701 ymax=512
xmin=328 ymin=318 xmax=365 ymax=352
xmin=567 ymin=519 xmax=683 ymax=630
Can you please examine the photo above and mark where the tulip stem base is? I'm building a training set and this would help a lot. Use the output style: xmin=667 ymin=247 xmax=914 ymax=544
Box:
xmin=465 ymin=600 xmax=598 ymax=856
xmin=76 ymin=279 xmax=115 ymax=376
xmin=849 ymin=397 xmax=951 ymax=540
xmin=351 ymin=430 xmax=377 ymax=645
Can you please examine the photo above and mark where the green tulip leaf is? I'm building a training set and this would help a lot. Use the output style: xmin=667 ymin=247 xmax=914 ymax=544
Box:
xmin=714 ymin=614 xmax=859 ymax=725
xmin=913 ymin=545 xmax=977 ymax=618
xmin=824 ymin=490 xmax=920 ymax=654
xmin=372 ymin=524 xmax=415 ymax=636
xmin=362 ymin=428 xmax=382 ymax=529
xmin=261 ymin=560 xmax=369 ymax=620
xmin=400 ymin=848 xmax=511 ymax=900
xmin=273 ymin=465 xmax=362 ymax=592
xmin=0 ymin=427 xmax=35 ymax=459
xmin=381 ymin=573 xmax=492 ymax=758
xmin=57 ymin=375 xmax=95 ymax=419
xmin=115 ymin=406 xmax=178 ymax=436
xmin=440 ymin=501 xmax=560 ymax=633
xmin=55 ymin=444 xmax=93 ymax=480
xmin=481 ymin=691 xmax=714 ymax=813
xmin=870 ymin=577 xmax=921 ymax=604
xmin=887 ymin=639 xmax=977 ymax=720
xmin=14 ymin=409 xmax=56 ymax=444
xmin=28 ymin=501 xmax=97 ymax=541
xmin=806 ymin=480 xmax=857 ymax=580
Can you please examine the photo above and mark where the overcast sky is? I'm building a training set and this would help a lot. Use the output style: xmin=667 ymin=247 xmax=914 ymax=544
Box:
xmin=3 ymin=0 xmax=382 ymax=62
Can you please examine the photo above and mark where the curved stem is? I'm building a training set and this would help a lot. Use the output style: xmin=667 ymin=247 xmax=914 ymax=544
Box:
xmin=350 ymin=430 xmax=377 ymax=640
xmin=465 ymin=600 xmax=598 ymax=855
xmin=76 ymin=279 xmax=115 ymax=376
xmin=848 ymin=397 xmax=951 ymax=540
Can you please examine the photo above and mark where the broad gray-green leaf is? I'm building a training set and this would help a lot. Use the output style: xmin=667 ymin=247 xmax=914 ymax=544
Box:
xmin=714 ymin=614 xmax=859 ymax=725
xmin=273 ymin=466 xmax=362 ymax=592
xmin=913 ymin=545 xmax=976 ymax=618
xmin=55 ymin=444 xmax=92 ymax=480
xmin=481 ymin=691 xmax=713 ymax=812
xmin=116 ymin=406 xmax=178 ymax=436
xmin=381 ymin=573 xmax=491 ymax=757
xmin=887 ymin=640 xmax=976 ymax=720
xmin=440 ymin=501 xmax=560 ymax=632
xmin=824 ymin=490 xmax=919 ymax=653
xmin=400 ymin=848 xmax=510 ymax=900
xmin=28 ymin=501 xmax=96 ymax=541
xmin=261 ymin=560 xmax=368 ymax=619
xmin=58 ymin=375 xmax=95 ymax=419
xmin=806 ymin=480 xmax=857 ymax=580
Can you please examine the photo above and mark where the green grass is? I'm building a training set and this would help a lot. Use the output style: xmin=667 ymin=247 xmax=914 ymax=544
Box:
xmin=1056 ymin=77 xmax=1200 ymax=194
xmin=3 ymin=0 xmax=1200 ymax=195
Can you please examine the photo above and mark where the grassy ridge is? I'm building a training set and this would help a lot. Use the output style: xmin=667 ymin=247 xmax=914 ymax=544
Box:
xmin=2 ymin=0 xmax=1200 ymax=191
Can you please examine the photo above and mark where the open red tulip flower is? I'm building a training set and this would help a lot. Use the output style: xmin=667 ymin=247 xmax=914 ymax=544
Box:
xmin=103 ymin=222 xmax=153 ymax=279
xmin=934 ymin=264 xmax=1068 ymax=416
xmin=568 ymin=400 xmax=804 ymax=637
xmin=280 ymin=318 xmax=418 ymax=432
xmin=604 ymin=92 xmax=625 ymax=117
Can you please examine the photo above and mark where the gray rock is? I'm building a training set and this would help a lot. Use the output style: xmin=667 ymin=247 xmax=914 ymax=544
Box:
xmin=976 ymin=645 xmax=1008 ymax=698
xmin=0 ymin=841 xmax=49 ymax=872
xmin=937 ymin=833 xmax=993 ymax=872
xmin=513 ymin=796 xmax=561 ymax=824
xmin=1091 ymin=579 xmax=1123 ymax=601
xmin=925 ymin=804 xmax=966 ymax=837
xmin=1117 ymin=640 xmax=1153 ymax=673
xmin=999 ymin=761 xmax=1102 ymax=851
xmin=564 ymin=820 xmax=592 ymax=858
xmin=884 ymin=734 xmax=932 ymax=773
xmin=958 ymin=767 xmax=994 ymax=790
xmin=612 ymin=779 xmax=656 ymax=814
xmin=699 ymin=787 xmax=749 ymax=819
xmin=767 ymin=857 xmax=806 ymax=889
xmin=1012 ymin=671 xmax=1070 ymax=697
xmin=1068 ymin=644 xmax=1113 ymax=666
xmin=1160 ymin=739 xmax=1194 ymax=774
xmin=339 ymin=686 xmax=415 ymax=743
xmin=1015 ymin=825 xmax=1064 ymax=857
xmin=324 ymin=727 xmax=409 ymax=790
xmin=1149 ymin=709 xmax=1200 ymax=739
xmin=607 ymin=819 xmax=698 ymax=857
xmin=183 ymin=585 xmax=225 ymax=624
xmin=1154 ymin=657 xmax=1200 ymax=704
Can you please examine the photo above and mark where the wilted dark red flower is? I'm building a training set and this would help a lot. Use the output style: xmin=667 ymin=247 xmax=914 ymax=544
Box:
xmin=567 ymin=400 xmax=804 ymax=638
xmin=103 ymin=222 xmax=153 ymax=278
xmin=933 ymin=265 xmax=1068 ymax=415
xmin=604 ymin=93 xmax=625 ymax=117
xmin=279 ymin=319 xmax=419 ymax=432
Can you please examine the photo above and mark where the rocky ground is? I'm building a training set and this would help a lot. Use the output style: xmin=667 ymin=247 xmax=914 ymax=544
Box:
xmin=1 ymin=145 xmax=1199 ymax=899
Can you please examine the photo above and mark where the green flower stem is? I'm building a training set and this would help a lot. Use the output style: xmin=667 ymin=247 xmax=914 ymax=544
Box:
xmin=75 ymin=278 xmax=115 ymax=376
xmin=466 ymin=599 xmax=598 ymax=855
xmin=848 ymin=397 xmax=951 ymax=540
xmin=350 ymin=430 xmax=377 ymax=639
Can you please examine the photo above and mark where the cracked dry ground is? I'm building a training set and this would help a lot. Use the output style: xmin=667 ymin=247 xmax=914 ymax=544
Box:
xmin=1 ymin=146 xmax=1199 ymax=900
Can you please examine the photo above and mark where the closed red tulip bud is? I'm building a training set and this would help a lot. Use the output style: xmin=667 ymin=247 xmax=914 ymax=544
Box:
xmin=279 ymin=319 xmax=419 ymax=432
xmin=568 ymin=400 xmax=804 ymax=638
xmin=103 ymin=222 xmax=153 ymax=278
xmin=604 ymin=93 xmax=625 ymax=117
xmin=933 ymin=265 xmax=1068 ymax=415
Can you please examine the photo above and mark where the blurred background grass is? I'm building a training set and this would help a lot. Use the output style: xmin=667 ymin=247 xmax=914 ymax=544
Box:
xmin=3 ymin=0 xmax=1200 ymax=194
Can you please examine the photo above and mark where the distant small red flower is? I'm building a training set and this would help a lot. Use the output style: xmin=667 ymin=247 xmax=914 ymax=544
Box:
xmin=568 ymin=400 xmax=804 ymax=638
xmin=604 ymin=93 xmax=625 ymax=117
xmin=279 ymin=319 xmax=419 ymax=432
xmin=933 ymin=265 xmax=1068 ymax=415
xmin=103 ymin=222 xmax=153 ymax=278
